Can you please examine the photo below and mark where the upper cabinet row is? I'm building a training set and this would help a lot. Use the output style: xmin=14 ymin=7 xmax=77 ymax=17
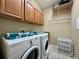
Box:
xmin=0 ymin=0 xmax=43 ymax=25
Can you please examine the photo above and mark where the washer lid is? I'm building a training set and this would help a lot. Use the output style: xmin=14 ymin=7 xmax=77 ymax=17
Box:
xmin=21 ymin=46 xmax=39 ymax=59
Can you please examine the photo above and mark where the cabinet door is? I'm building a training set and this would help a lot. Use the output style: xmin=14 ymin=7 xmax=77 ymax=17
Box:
xmin=0 ymin=0 xmax=22 ymax=18
xmin=35 ymin=9 xmax=40 ymax=24
xmin=25 ymin=1 xmax=34 ymax=22
xmin=35 ymin=9 xmax=43 ymax=25
xmin=39 ymin=13 xmax=43 ymax=25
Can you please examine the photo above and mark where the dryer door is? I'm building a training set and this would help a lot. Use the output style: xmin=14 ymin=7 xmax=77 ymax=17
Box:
xmin=21 ymin=46 xmax=39 ymax=59
xmin=44 ymin=39 xmax=49 ymax=52
xmin=45 ymin=40 xmax=48 ymax=51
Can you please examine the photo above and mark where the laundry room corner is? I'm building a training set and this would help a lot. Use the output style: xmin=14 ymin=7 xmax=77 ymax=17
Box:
xmin=1 ymin=0 xmax=79 ymax=59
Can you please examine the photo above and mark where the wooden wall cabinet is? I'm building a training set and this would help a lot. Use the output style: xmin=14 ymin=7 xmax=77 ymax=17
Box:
xmin=0 ymin=0 xmax=43 ymax=25
xmin=35 ymin=9 xmax=43 ymax=25
xmin=25 ymin=1 xmax=34 ymax=23
xmin=0 ymin=0 xmax=23 ymax=19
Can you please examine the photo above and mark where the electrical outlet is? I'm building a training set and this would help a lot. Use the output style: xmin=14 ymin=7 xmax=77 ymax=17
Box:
xmin=19 ymin=29 xmax=26 ymax=33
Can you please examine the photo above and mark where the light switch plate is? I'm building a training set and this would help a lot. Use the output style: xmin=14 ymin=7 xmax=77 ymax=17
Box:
xmin=76 ymin=17 xmax=79 ymax=29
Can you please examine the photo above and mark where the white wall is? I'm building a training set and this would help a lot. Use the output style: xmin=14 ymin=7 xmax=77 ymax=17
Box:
xmin=43 ymin=6 xmax=71 ymax=44
xmin=71 ymin=0 xmax=79 ymax=59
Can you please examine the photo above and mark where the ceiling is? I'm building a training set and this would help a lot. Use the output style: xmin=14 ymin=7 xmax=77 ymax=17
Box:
xmin=35 ymin=0 xmax=61 ymax=9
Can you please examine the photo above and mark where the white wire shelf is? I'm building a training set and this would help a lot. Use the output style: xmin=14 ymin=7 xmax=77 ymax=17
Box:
xmin=49 ymin=17 xmax=71 ymax=24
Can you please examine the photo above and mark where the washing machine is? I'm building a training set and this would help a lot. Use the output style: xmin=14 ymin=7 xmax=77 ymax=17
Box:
xmin=2 ymin=35 xmax=41 ymax=59
xmin=29 ymin=35 xmax=41 ymax=59
xmin=41 ymin=33 xmax=49 ymax=59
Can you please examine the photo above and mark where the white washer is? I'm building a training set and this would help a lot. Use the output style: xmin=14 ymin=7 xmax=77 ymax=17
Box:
xmin=41 ymin=33 xmax=49 ymax=59
xmin=31 ymin=35 xmax=41 ymax=59
xmin=2 ymin=35 xmax=41 ymax=59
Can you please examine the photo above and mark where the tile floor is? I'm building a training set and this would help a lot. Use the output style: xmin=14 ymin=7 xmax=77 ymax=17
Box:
xmin=48 ymin=44 xmax=75 ymax=59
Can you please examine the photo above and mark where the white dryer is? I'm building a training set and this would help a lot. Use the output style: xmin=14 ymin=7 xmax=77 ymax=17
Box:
xmin=41 ymin=33 xmax=49 ymax=59
xmin=2 ymin=36 xmax=41 ymax=59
